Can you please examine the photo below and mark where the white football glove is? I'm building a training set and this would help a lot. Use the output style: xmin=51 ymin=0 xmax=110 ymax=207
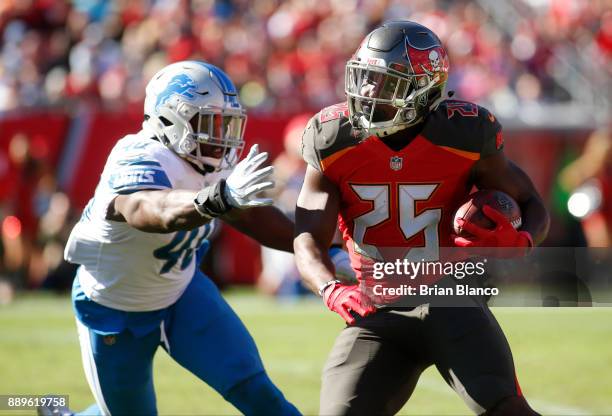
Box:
xmin=225 ymin=144 xmax=275 ymax=209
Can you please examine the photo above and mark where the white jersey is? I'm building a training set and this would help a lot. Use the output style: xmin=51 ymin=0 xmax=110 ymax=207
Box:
xmin=65 ymin=130 xmax=221 ymax=311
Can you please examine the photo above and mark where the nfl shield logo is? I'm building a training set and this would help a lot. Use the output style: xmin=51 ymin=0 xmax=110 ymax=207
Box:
xmin=390 ymin=156 xmax=403 ymax=171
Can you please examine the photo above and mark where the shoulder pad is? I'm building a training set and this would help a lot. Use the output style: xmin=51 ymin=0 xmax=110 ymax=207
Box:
xmin=107 ymin=135 xmax=174 ymax=194
xmin=422 ymin=100 xmax=503 ymax=159
xmin=301 ymin=103 xmax=363 ymax=171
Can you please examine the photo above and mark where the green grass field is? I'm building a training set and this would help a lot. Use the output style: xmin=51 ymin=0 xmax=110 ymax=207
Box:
xmin=1 ymin=292 xmax=611 ymax=415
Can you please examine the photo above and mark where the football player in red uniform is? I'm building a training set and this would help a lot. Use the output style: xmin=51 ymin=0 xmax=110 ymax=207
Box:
xmin=294 ymin=20 xmax=549 ymax=415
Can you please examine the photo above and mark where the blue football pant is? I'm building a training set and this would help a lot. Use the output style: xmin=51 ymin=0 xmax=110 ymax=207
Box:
xmin=75 ymin=275 xmax=300 ymax=415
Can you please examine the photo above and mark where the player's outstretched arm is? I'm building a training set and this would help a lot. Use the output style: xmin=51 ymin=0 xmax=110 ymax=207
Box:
xmin=107 ymin=144 xmax=275 ymax=233
xmin=222 ymin=205 xmax=295 ymax=252
xmin=472 ymin=152 xmax=550 ymax=246
xmin=107 ymin=188 xmax=211 ymax=233
xmin=294 ymin=165 xmax=375 ymax=324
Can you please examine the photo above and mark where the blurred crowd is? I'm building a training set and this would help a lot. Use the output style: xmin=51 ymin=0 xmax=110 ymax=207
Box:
xmin=0 ymin=132 xmax=78 ymax=303
xmin=0 ymin=0 xmax=610 ymax=114
xmin=0 ymin=0 xmax=611 ymax=300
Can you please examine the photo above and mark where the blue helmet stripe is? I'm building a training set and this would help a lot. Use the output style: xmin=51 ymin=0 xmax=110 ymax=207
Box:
xmin=192 ymin=61 xmax=238 ymax=105
xmin=211 ymin=66 xmax=231 ymax=92
xmin=212 ymin=67 xmax=230 ymax=104
xmin=194 ymin=62 xmax=234 ymax=92
xmin=212 ymin=67 xmax=234 ymax=104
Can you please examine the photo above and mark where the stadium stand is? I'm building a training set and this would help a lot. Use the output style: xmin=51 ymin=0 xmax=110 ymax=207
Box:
xmin=0 ymin=0 xmax=609 ymax=293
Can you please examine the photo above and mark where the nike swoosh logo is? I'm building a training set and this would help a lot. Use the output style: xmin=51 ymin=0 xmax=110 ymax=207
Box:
xmin=196 ymin=91 xmax=209 ymax=96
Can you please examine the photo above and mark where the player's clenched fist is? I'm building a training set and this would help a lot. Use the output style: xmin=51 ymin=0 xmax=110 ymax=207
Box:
xmin=225 ymin=144 xmax=275 ymax=208
xmin=454 ymin=205 xmax=533 ymax=257
xmin=322 ymin=282 xmax=376 ymax=325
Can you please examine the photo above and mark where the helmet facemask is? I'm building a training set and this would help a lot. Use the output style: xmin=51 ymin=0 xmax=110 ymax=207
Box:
xmin=151 ymin=101 xmax=246 ymax=172
xmin=345 ymin=60 xmax=441 ymax=137
xmin=187 ymin=105 xmax=246 ymax=171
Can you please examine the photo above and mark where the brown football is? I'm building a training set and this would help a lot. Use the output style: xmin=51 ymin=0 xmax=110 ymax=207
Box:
xmin=453 ymin=190 xmax=522 ymax=236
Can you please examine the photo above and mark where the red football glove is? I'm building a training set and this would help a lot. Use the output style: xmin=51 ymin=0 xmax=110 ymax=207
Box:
xmin=323 ymin=283 xmax=377 ymax=325
xmin=454 ymin=205 xmax=533 ymax=257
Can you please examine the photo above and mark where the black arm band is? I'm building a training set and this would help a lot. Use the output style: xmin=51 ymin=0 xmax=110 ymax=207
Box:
xmin=193 ymin=179 xmax=233 ymax=218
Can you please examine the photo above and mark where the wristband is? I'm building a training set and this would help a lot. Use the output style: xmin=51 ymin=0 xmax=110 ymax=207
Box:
xmin=193 ymin=179 xmax=233 ymax=218
xmin=318 ymin=279 xmax=341 ymax=297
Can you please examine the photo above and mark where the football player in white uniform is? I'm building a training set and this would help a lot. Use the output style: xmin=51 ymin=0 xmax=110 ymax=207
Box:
xmin=54 ymin=61 xmax=312 ymax=415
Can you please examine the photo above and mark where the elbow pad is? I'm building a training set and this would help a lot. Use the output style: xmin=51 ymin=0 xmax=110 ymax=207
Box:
xmin=193 ymin=179 xmax=233 ymax=218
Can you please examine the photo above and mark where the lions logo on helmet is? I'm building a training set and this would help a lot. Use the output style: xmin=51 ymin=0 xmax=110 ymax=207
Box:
xmin=155 ymin=74 xmax=199 ymax=111
xmin=144 ymin=61 xmax=246 ymax=173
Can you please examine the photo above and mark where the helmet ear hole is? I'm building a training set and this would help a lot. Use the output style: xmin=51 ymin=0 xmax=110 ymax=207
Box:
xmin=159 ymin=116 xmax=173 ymax=126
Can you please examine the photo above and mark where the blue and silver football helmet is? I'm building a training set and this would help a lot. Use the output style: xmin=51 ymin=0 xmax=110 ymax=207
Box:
xmin=144 ymin=61 xmax=246 ymax=172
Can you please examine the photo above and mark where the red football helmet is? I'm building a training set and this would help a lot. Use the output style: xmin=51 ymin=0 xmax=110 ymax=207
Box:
xmin=345 ymin=20 xmax=449 ymax=137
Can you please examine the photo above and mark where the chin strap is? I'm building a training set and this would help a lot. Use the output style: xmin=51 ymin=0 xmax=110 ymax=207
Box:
xmin=361 ymin=114 xmax=424 ymax=137
xmin=353 ymin=79 xmax=449 ymax=138
xmin=393 ymin=75 xmax=439 ymax=109
xmin=376 ymin=90 xmax=449 ymax=137
xmin=368 ymin=120 xmax=410 ymax=137
xmin=187 ymin=160 xmax=214 ymax=175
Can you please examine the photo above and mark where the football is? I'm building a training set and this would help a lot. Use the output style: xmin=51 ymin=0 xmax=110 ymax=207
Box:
xmin=453 ymin=189 xmax=522 ymax=236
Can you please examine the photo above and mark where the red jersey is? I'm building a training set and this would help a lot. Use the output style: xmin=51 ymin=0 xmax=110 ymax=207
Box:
xmin=301 ymin=100 xmax=504 ymax=278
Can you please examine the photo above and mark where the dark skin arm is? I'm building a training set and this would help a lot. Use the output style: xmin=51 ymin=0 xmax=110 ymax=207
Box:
xmin=222 ymin=205 xmax=295 ymax=252
xmin=293 ymin=165 xmax=341 ymax=293
xmin=472 ymin=152 xmax=550 ymax=245
xmin=106 ymin=189 xmax=295 ymax=252
xmin=107 ymin=189 xmax=207 ymax=232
